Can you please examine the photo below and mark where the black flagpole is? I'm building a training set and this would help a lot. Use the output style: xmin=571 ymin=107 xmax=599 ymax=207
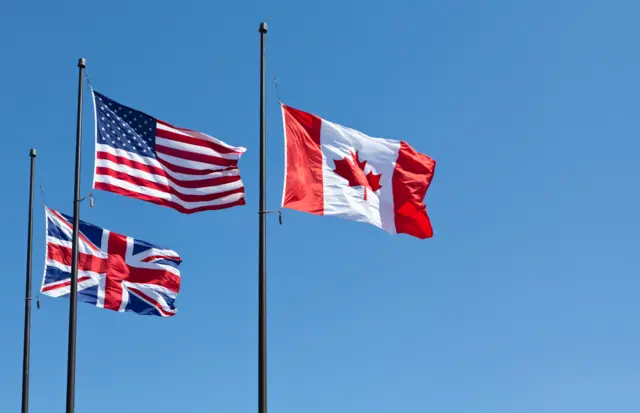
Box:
xmin=66 ymin=57 xmax=85 ymax=413
xmin=258 ymin=22 xmax=268 ymax=413
xmin=21 ymin=148 xmax=36 ymax=413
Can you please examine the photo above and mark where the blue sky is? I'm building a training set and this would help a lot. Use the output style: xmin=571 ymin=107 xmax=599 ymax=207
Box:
xmin=2 ymin=1 xmax=639 ymax=412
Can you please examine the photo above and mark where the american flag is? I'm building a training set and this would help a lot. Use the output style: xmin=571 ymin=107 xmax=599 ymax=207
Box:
xmin=41 ymin=207 xmax=182 ymax=317
xmin=92 ymin=91 xmax=246 ymax=213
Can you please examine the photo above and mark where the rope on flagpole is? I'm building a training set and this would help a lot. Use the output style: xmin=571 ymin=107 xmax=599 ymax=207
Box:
xmin=273 ymin=76 xmax=282 ymax=104
xmin=269 ymin=75 xmax=283 ymax=225
xmin=39 ymin=184 xmax=46 ymax=210
xmin=81 ymin=69 xmax=94 ymax=208
xmin=36 ymin=184 xmax=48 ymax=310
xmin=84 ymin=70 xmax=94 ymax=92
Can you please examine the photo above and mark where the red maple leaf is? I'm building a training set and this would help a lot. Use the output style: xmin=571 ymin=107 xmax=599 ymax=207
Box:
xmin=332 ymin=151 xmax=382 ymax=200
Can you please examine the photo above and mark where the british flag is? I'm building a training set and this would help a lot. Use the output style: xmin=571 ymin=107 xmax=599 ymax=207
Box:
xmin=41 ymin=207 xmax=182 ymax=317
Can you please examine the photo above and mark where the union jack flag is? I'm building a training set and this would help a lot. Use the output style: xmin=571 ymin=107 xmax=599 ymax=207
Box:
xmin=41 ymin=207 xmax=182 ymax=317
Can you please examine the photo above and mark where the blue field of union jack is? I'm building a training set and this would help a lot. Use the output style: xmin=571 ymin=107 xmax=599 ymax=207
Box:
xmin=41 ymin=207 xmax=182 ymax=317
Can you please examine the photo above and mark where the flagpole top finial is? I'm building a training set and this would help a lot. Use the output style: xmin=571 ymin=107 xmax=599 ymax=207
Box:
xmin=259 ymin=22 xmax=267 ymax=33
xmin=78 ymin=58 xmax=86 ymax=68
xmin=29 ymin=148 xmax=36 ymax=157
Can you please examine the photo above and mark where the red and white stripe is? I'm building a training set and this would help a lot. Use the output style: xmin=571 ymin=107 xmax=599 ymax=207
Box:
xmin=281 ymin=104 xmax=436 ymax=239
xmin=94 ymin=119 xmax=246 ymax=214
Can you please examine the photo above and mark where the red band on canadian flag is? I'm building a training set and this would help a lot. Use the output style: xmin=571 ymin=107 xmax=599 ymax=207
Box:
xmin=281 ymin=105 xmax=324 ymax=214
xmin=281 ymin=104 xmax=436 ymax=239
xmin=392 ymin=142 xmax=436 ymax=238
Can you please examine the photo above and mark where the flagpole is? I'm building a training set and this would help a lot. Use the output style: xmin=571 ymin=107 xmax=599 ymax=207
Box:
xmin=21 ymin=148 xmax=36 ymax=413
xmin=258 ymin=21 xmax=268 ymax=413
xmin=66 ymin=57 xmax=85 ymax=413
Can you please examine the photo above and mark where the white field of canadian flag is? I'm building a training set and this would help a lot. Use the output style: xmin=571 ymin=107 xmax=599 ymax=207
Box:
xmin=281 ymin=104 xmax=437 ymax=239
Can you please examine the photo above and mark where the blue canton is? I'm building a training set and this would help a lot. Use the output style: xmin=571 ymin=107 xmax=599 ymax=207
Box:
xmin=94 ymin=92 xmax=156 ymax=158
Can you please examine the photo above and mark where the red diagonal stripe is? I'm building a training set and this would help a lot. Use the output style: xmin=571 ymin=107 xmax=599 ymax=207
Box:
xmin=127 ymin=267 xmax=180 ymax=293
xmin=49 ymin=209 xmax=100 ymax=253
xmin=47 ymin=243 xmax=106 ymax=273
xmin=42 ymin=275 xmax=92 ymax=293
xmin=127 ymin=286 xmax=176 ymax=317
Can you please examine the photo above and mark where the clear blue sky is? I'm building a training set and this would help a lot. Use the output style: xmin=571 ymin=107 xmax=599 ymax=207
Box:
xmin=2 ymin=1 xmax=639 ymax=412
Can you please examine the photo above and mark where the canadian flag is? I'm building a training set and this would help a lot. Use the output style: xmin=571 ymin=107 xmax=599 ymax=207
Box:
xmin=281 ymin=104 xmax=436 ymax=239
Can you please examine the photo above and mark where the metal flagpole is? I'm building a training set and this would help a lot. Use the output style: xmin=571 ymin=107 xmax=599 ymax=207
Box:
xmin=21 ymin=148 xmax=36 ymax=413
xmin=66 ymin=57 xmax=86 ymax=413
xmin=258 ymin=21 xmax=268 ymax=413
